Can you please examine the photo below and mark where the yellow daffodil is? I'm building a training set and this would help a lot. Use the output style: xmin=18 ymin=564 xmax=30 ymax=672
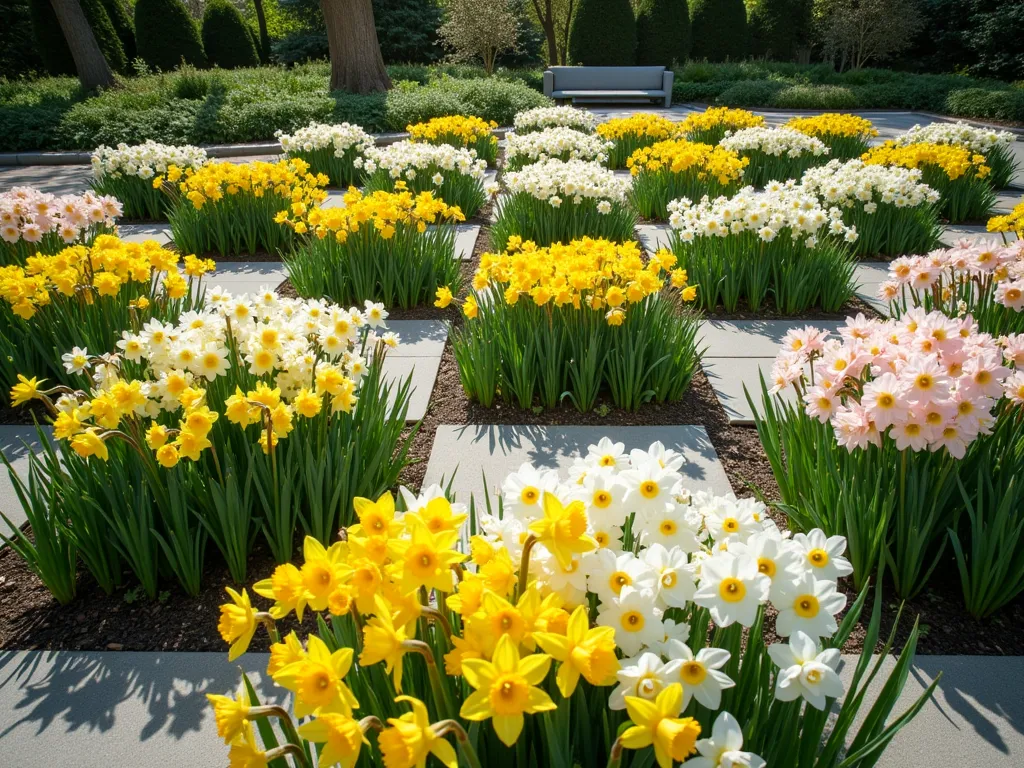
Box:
xmin=534 ymin=605 xmax=619 ymax=697
xmin=9 ymin=374 xmax=43 ymax=406
xmin=620 ymin=683 xmax=701 ymax=768
xmin=379 ymin=695 xmax=458 ymax=768
xmin=273 ymin=635 xmax=359 ymax=718
xmin=70 ymin=427 xmax=109 ymax=461
xmin=206 ymin=683 xmax=251 ymax=744
xmin=227 ymin=721 xmax=267 ymax=768
xmin=459 ymin=634 xmax=556 ymax=747
xmin=359 ymin=595 xmax=411 ymax=690
xmin=218 ymin=587 xmax=257 ymax=661
xmin=387 ymin=515 xmax=466 ymax=594
xmin=349 ymin=491 xmax=402 ymax=539
xmin=254 ymin=562 xmax=309 ymax=620
xmin=300 ymin=535 xmax=347 ymax=612
xmin=267 ymin=630 xmax=306 ymax=676
xmin=529 ymin=492 xmax=596 ymax=569
xmin=296 ymin=712 xmax=367 ymax=768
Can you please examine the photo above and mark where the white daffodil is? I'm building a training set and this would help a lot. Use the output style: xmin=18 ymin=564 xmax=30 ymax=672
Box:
xmin=791 ymin=529 xmax=853 ymax=581
xmin=685 ymin=711 xmax=765 ymax=768
xmin=61 ymin=346 xmax=90 ymax=374
xmin=729 ymin=530 xmax=805 ymax=602
xmin=767 ymin=631 xmax=844 ymax=711
xmin=608 ymin=651 xmax=674 ymax=711
xmin=574 ymin=468 xmax=629 ymax=529
xmin=501 ymin=462 xmax=560 ymax=522
xmin=643 ymin=543 xmax=697 ymax=608
xmin=774 ymin=571 xmax=847 ymax=639
xmin=637 ymin=502 xmax=703 ymax=552
xmin=664 ymin=641 xmax=736 ymax=710
xmin=693 ymin=552 xmax=770 ymax=627
xmin=586 ymin=436 xmax=629 ymax=470
xmin=587 ymin=549 xmax=658 ymax=605
xmin=619 ymin=461 xmax=683 ymax=516
xmin=596 ymin=585 xmax=664 ymax=657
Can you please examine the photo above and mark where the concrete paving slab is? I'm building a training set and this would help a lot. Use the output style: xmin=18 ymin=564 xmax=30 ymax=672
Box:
xmin=382 ymin=320 xmax=447 ymax=358
xmin=941 ymin=223 xmax=997 ymax=245
xmin=0 ymin=650 xmax=279 ymax=768
xmin=853 ymin=261 xmax=891 ymax=314
xmin=995 ymin=189 xmax=1020 ymax=213
xmin=637 ymin=223 xmax=672 ymax=254
xmin=703 ymin=357 xmax=793 ymax=425
xmin=117 ymin=223 xmax=172 ymax=246
xmin=204 ymin=262 xmax=287 ymax=297
xmin=381 ymin=356 xmax=442 ymax=423
xmin=422 ymin=424 xmax=733 ymax=505
xmin=700 ymin=319 xmax=844 ymax=359
xmin=454 ymin=224 xmax=480 ymax=260
xmin=0 ymin=165 xmax=92 ymax=195
xmin=0 ymin=426 xmax=54 ymax=536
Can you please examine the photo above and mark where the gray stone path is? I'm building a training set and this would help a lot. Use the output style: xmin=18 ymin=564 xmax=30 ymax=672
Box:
xmin=700 ymin=320 xmax=844 ymax=425
xmin=117 ymin=223 xmax=172 ymax=246
xmin=205 ymin=262 xmax=287 ymax=296
xmin=380 ymin=320 xmax=446 ymax=422
xmin=0 ymin=425 xmax=53 ymax=536
xmin=422 ymin=424 xmax=733 ymax=505
xmin=0 ymin=165 xmax=91 ymax=195
xmin=853 ymin=261 xmax=890 ymax=314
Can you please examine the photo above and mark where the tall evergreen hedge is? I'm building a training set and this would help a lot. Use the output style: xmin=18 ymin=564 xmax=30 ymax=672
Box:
xmin=568 ymin=0 xmax=637 ymax=66
xmin=689 ymin=0 xmax=747 ymax=62
xmin=202 ymin=0 xmax=260 ymax=69
xmin=30 ymin=0 xmax=129 ymax=76
xmin=99 ymin=0 xmax=136 ymax=62
xmin=135 ymin=0 xmax=207 ymax=70
xmin=636 ymin=0 xmax=691 ymax=66
xmin=748 ymin=0 xmax=812 ymax=61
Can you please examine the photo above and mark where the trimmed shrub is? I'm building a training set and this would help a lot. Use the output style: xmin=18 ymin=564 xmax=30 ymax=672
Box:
xmin=30 ymin=0 xmax=129 ymax=76
xmin=81 ymin=0 xmax=129 ymax=74
xmin=635 ymin=0 xmax=691 ymax=66
xmin=714 ymin=79 xmax=783 ymax=106
xmin=99 ymin=0 xmax=136 ymax=62
xmin=375 ymin=0 xmax=443 ymax=64
xmin=689 ymin=0 xmax=748 ymax=62
xmin=202 ymin=0 xmax=260 ymax=69
xmin=945 ymin=88 xmax=1024 ymax=123
xmin=135 ymin=0 xmax=207 ymax=70
xmin=774 ymin=84 xmax=858 ymax=110
xmin=568 ymin=0 xmax=637 ymax=66
xmin=747 ymin=0 xmax=812 ymax=61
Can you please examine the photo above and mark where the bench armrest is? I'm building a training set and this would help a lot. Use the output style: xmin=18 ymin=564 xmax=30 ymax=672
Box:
xmin=662 ymin=70 xmax=674 ymax=107
xmin=543 ymin=70 xmax=554 ymax=99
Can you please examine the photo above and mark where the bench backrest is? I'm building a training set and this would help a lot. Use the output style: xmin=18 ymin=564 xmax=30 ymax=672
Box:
xmin=548 ymin=66 xmax=665 ymax=91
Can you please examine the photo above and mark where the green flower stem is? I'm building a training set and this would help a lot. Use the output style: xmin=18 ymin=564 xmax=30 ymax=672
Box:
xmin=434 ymin=720 xmax=485 ymax=768
xmin=517 ymin=534 xmax=538 ymax=597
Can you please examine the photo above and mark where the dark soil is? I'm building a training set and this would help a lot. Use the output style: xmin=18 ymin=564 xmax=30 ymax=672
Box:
xmin=0 ymin=399 xmax=50 ymax=425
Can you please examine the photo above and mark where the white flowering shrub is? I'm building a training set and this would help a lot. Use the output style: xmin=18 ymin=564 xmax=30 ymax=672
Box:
xmin=666 ymin=182 xmax=858 ymax=313
xmin=91 ymin=141 xmax=207 ymax=220
xmin=504 ymin=127 xmax=613 ymax=171
xmin=894 ymin=121 xmax=1019 ymax=188
xmin=492 ymin=158 xmax=635 ymax=249
xmin=512 ymin=105 xmax=600 ymax=134
xmin=800 ymin=159 xmax=942 ymax=256
xmin=358 ymin=140 xmax=491 ymax=218
xmin=720 ymin=127 xmax=830 ymax=187
xmin=277 ymin=121 xmax=375 ymax=188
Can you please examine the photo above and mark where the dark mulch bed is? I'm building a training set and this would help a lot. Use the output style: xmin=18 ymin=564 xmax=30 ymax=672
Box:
xmin=0 ymin=400 xmax=49 ymax=426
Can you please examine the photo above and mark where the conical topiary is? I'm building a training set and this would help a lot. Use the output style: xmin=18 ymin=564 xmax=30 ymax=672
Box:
xmin=635 ymin=0 xmax=691 ymax=66
xmin=689 ymin=0 xmax=747 ymax=62
xmin=30 ymin=0 xmax=129 ymax=76
xmin=568 ymin=0 xmax=637 ymax=66
xmin=98 ymin=0 xmax=137 ymax=63
xmin=135 ymin=0 xmax=207 ymax=71
xmin=202 ymin=0 xmax=260 ymax=69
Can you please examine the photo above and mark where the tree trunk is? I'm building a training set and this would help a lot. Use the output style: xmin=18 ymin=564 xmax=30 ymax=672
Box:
xmin=321 ymin=0 xmax=392 ymax=94
xmin=531 ymin=0 xmax=558 ymax=66
xmin=252 ymin=0 xmax=271 ymax=62
xmin=50 ymin=0 xmax=114 ymax=90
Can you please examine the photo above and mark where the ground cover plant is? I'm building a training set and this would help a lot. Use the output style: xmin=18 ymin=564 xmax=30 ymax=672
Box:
xmin=450 ymin=238 xmax=700 ymax=412
xmin=720 ymin=127 xmax=831 ymax=188
xmin=667 ymin=185 xmax=858 ymax=313
xmin=276 ymin=121 xmax=375 ymax=188
xmin=861 ymin=142 xmax=996 ymax=224
xmin=628 ymin=140 xmax=748 ymax=221
xmin=359 ymin=140 xmax=491 ymax=219
xmin=491 ymin=160 xmax=635 ymax=251
xmin=503 ymin=127 xmax=612 ymax=172
xmin=800 ymin=160 xmax=943 ymax=258
xmin=284 ymin=187 xmax=465 ymax=309
xmin=407 ymin=115 xmax=499 ymax=167
xmin=90 ymin=140 xmax=208 ymax=220
xmin=2 ymin=293 xmax=415 ymax=602
xmin=596 ymin=113 xmax=682 ymax=169
xmin=786 ymin=114 xmax=879 ymax=161
xmin=753 ymin=309 xmax=1024 ymax=610
xmin=202 ymin=440 xmax=935 ymax=768
xmin=0 ymin=187 xmax=120 ymax=266
xmin=892 ymin=121 xmax=1019 ymax=189
xmin=162 ymin=157 xmax=329 ymax=258
xmin=0 ymin=235 xmax=210 ymax=398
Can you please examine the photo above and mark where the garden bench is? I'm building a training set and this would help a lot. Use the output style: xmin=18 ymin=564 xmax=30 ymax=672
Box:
xmin=543 ymin=66 xmax=674 ymax=108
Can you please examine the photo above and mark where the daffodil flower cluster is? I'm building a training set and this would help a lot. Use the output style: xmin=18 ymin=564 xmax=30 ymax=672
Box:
xmin=799 ymin=159 xmax=942 ymax=256
xmin=276 ymin=121 xmax=375 ymax=187
xmin=768 ymin=310 xmax=1021 ymax=457
xmin=627 ymin=140 xmax=748 ymax=219
xmin=407 ymin=115 xmax=499 ymax=166
xmin=503 ymin=157 xmax=631 ymax=204
xmin=207 ymin=440 xmax=882 ymax=768
xmin=160 ymin=158 xmax=329 ymax=257
xmin=357 ymin=140 xmax=491 ymax=218
xmin=893 ymin=121 xmax=1017 ymax=186
xmin=91 ymin=141 xmax=208 ymax=220
xmin=596 ymin=113 xmax=682 ymax=168
xmin=503 ymin=126 xmax=613 ymax=171
xmin=862 ymin=141 xmax=995 ymax=223
xmin=988 ymin=199 xmax=1024 ymax=240
xmin=1 ymin=187 xmax=120 ymax=265
xmin=512 ymin=105 xmax=600 ymax=134
xmin=284 ymin=187 xmax=467 ymax=308
xmin=878 ymin=240 xmax=1024 ymax=335
xmin=679 ymin=107 xmax=766 ymax=145
xmin=785 ymin=113 xmax=878 ymax=160
xmin=0 ymin=234 xmax=210 ymax=321
xmin=720 ymin=127 xmax=829 ymax=187
xmin=666 ymin=183 xmax=858 ymax=313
